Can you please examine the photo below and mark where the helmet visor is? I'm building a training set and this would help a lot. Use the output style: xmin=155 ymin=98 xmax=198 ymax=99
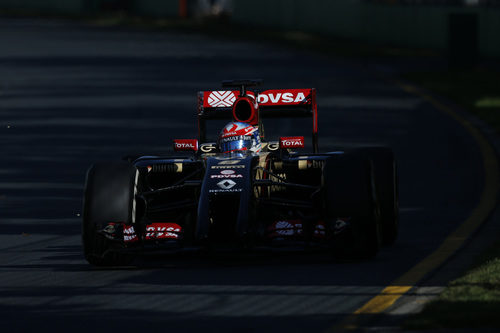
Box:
xmin=219 ymin=135 xmax=253 ymax=153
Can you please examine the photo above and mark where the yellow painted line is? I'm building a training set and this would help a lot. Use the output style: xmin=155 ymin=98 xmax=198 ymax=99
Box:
xmin=327 ymin=81 xmax=500 ymax=332
xmin=352 ymin=286 xmax=412 ymax=314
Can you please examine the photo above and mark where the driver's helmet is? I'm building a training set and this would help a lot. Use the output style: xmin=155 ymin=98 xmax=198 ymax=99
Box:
xmin=218 ymin=122 xmax=261 ymax=154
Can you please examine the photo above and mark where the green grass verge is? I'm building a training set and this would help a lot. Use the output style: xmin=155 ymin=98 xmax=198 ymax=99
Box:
xmin=404 ymin=69 xmax=500 ymax=134
xmin=404 ymin=240 xmax=500 ymax=329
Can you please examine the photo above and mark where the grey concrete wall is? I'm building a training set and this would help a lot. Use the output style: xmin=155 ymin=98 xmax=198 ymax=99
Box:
xmin=232 ymin=0 xmax=500 ymax=58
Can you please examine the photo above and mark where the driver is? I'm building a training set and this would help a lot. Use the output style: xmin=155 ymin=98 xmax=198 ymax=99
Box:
xmin=218 ymin=121 xmax=261 ymax=154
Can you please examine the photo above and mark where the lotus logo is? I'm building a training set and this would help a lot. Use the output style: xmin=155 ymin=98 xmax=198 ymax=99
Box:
xmin=217 ymin=179 xmax=236 ymax=190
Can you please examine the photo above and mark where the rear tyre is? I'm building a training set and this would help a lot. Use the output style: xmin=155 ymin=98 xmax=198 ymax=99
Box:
xmin=82 ymin=162 xmax=138 ymax=266
xmin=356 ymin=147 xmax=399 ymax=246
xmin=324 ymin=154 xmax=381 ymax=260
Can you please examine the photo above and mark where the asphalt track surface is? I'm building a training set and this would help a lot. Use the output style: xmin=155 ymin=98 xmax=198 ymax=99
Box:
xmin=0 ymin=19 xmax=486 ymax=332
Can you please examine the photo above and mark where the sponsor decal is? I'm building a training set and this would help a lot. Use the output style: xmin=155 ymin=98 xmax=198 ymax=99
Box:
xmin=279 ymin=136 xmax=305 ymax=149
xmin=210 ymin=173 xmax=243 ymax=179
xmin=145 ymin=223 xmax=182 ymax=240
xmin=221 ymin=169 xmax=235 ymax=175
xmin=267 ymin=142 xmax=280 ymax=151
xmin=200 ymin=143 xmax=217 ymax=153
xmin=308 ymin=160 xmax=324 ymax=169
xmin=209 ymin=188 xmax=243 ymax=193
xmin=173 ymin=139 xmax=198 ymax=151
xmin=207 ymin=91 xmax=236 ymax=107
xmin=218 ymin=160 xmax=241 ymax=165
xmin=267 ymin=220 xmax=303 ymax=238
xmin=123 ymin=225 xmax=139 ymax=243
xmin=101 ymin=223 xmax=119 ymax=241
xmin=208 ymin=179 xmax=243 ymax=193
xmin=257 ymin=92 xmax=306 ymax=104
xmin=203 ymin=89 xmax=311 ymax=108
xmin=333 ymin=218 xmax=350 ymax=235
xmin=217 ymin=179 xmax=236 ymax=190
xmin=211 ymin=165 xmax=245 ymax=169
xmin=103 ymin=224 xmax=116 ymax=234
xmin=221 ymin=135 xmax=252 ymax=142
xmin=313 ymin=221 xmax=326 ymax=239
xmin=220 ymin=123 xmax=257 ymax=138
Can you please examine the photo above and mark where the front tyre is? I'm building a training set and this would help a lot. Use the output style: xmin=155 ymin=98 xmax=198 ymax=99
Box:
xmin=82 ymin=162 xmax=138 ymax=266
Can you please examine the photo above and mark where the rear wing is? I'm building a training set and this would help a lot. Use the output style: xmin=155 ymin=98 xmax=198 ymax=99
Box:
xmin=197 ymin=88 xmax=318 ymax=152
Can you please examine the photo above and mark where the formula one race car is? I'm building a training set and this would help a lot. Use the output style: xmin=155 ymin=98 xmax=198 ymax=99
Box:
xmin=82 ymin=80 xmax=398 ymax=266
